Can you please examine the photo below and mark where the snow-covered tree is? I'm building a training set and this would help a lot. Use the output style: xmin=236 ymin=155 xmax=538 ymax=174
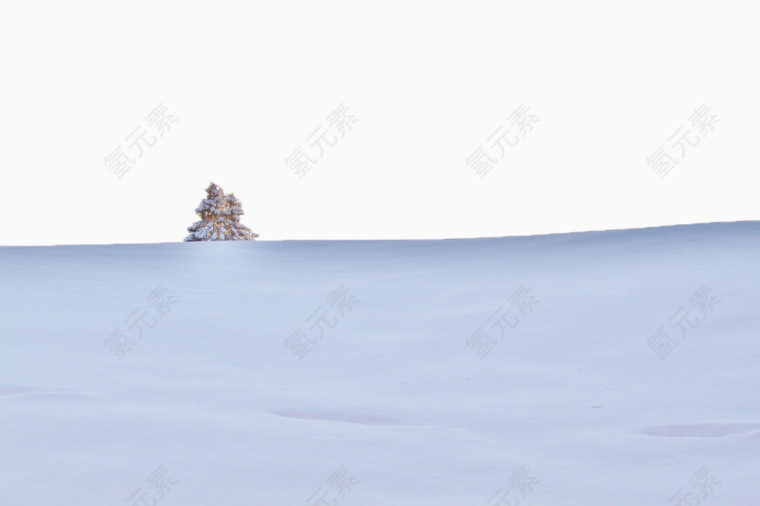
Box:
xmin=185 ymin=183 xmax=258 ymax=241
xmin=223 ymin=192 xmax=259 ymax=240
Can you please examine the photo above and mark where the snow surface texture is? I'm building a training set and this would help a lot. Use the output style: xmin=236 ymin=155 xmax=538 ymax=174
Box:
xmin=1 ymin=222 xmax=759 ymax=505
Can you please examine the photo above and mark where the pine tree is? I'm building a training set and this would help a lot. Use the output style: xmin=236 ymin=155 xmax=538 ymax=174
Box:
xmin=223 ymin=192 xmax=259 ymax=240
xmin=185 ymin=183 xmax=258 ymax=241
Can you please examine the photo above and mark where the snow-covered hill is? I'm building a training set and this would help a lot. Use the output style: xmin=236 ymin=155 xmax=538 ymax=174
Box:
xmin=1 ymin=222 xmax=759 ymax=505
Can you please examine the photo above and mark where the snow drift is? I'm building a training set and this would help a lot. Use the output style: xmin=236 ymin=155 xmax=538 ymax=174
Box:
xmin=1 ymin=222 xmax=759 ymax=504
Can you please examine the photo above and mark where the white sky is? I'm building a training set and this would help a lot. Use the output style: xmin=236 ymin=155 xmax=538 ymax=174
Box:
xmin=1 ymin=2 xmax=757 ymax=246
